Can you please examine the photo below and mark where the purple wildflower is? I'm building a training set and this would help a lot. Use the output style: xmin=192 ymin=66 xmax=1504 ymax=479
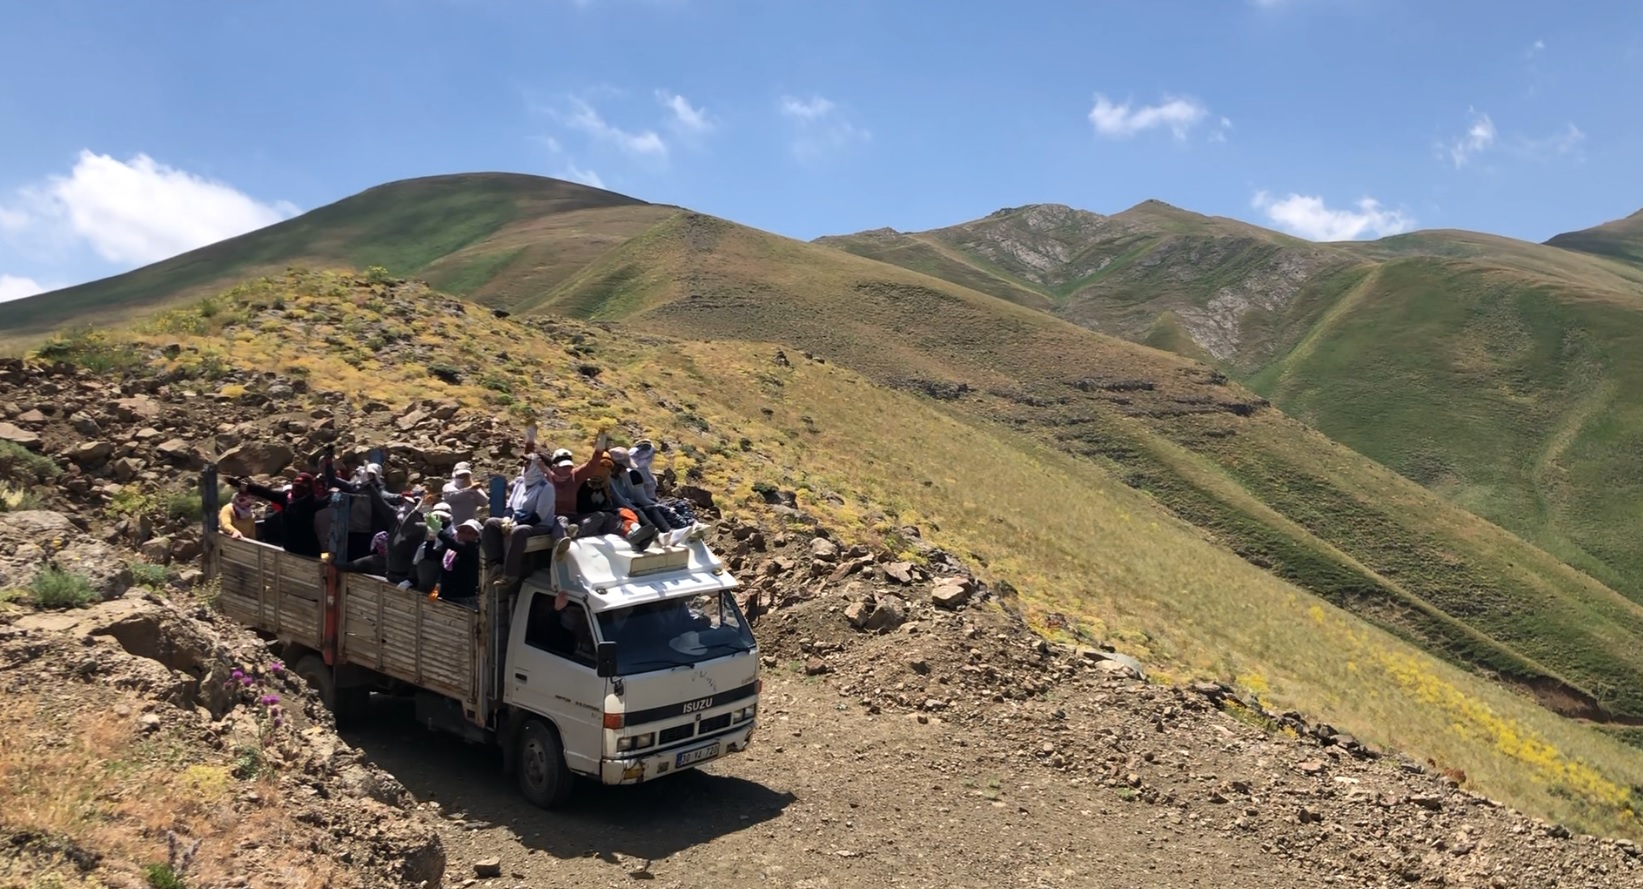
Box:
xmin=240 ymin=676 xmax=254 ymax=687
xmin=272 ymin=716 xmax=285 ymax=728
xmin=258 ymin=694 xmax=280 ymax=707
xmin=269 ymin=661 xmax=284 ymax=674
xmin=231 ymin=669 xmax=245 ymax=681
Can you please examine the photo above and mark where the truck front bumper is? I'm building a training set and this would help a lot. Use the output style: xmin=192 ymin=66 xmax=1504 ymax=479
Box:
xmin=600 ymin=722 xmax=757 ymax=785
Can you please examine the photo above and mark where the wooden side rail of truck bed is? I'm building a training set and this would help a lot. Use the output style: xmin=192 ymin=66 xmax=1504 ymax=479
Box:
xmin=215 ymin=535 xmax=326 ymax=652
xmin=336 ymin=572 xmax=479 ymax=705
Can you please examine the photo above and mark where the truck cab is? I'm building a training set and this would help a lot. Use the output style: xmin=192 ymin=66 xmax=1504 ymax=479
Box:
xmin=502 ymin=533 xmax=761 ymax=807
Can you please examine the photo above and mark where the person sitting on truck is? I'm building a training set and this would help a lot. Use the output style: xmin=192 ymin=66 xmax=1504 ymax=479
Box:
xmin=256 ymin=485 xmax=286 ymax=546
xmin=336 ymin=530 xmax=390 ymax=576
xmin=384 ymin=486 xmax=433 ymax=587
xmin=628 ymin=439 xmax=702 ymax=531
xmin=237 ymin=473 xmax=326 ymax=558
xmin=327 ymin=462 xmax=400 ymax=562
xmin=441 ymin=462 xmax=489 ymax=525
xmin=482 ymin=450 xmax=566 ymax=589
xmin=547 ymin=441 xmax=621 ymax=539
xmin=436 ymin=518 xmax=483 ymax=608
xmin=578 ymin=455 xmax=659 ymax=551
xmin=607 ymin=447 xmax=690 ymax=536
xmin=413 ymin=501 xmax=452 ymax=592
xmin=219 ymin=490 xmax=258 ymax=539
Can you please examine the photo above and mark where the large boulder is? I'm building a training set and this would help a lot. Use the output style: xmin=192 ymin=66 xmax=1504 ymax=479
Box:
xmin=155 ymin=438 xmax=204 ymax=468
xmin=0 ymin=422 xmax=41 ymax=451
xmin=64 ymin=441 xmax=114 ymax=468
xmin=113 ymin=396 xmax=161 ymax=423
xmin=930 ymin=576 xmax=975 ymax=609
xmin=217 ymin=441 xmax=295 ymax=478
xmin=847 ymin=594 xmax=907 ymax=633
xmin=0 ymin=510 xmax=132 ymax=600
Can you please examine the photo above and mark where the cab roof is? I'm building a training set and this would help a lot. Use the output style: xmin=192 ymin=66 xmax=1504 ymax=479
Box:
xmin=526 ymin=536 xmax=738 ymax=614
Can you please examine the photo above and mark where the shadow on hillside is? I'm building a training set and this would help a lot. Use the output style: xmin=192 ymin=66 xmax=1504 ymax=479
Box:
xmin=340 ymin=696 xmax=794 ymax=862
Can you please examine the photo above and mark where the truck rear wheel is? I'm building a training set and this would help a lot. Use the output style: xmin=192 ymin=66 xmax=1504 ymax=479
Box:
xmin=294 ymin=654 xmax=365 ymax=729
xmin=516 ymin=720 xmax=573 ymax=809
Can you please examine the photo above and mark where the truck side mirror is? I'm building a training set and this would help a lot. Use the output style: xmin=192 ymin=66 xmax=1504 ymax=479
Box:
xmin=595 ymin=641 xmax=619 ymax=678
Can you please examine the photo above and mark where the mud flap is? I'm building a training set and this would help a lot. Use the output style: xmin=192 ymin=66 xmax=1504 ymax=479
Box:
xmin=499 ymin=709 xmax=526 ymax=776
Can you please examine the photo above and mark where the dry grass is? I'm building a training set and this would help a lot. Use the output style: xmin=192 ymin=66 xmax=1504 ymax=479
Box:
xmin=645 ymin=341 xmax=1643 ymax=838
xmin=0 ymin=687 xmax=360 ymax=889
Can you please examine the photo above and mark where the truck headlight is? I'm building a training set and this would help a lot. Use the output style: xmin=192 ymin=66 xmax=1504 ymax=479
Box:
xmin=735 ymin=705 xmax=757 ymax=722
xmin=618 ymin=732 xmax=656 ymax=752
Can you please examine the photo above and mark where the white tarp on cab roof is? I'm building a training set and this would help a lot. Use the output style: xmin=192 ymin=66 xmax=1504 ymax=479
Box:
xmin=541 ymin=535 xmax=737 ymax=613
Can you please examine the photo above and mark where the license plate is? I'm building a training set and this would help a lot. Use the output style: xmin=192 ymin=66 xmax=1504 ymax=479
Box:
xmin=676 ymin=743 xmax=720 ymax=768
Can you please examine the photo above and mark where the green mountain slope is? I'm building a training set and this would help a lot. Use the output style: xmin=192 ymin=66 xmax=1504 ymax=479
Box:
xmin=528 ymin=208 xmax=1643 ymax=731
xmin=1547 ymin=209 xmax=1643 ymax=267
xmin=28 ymin=265 xmax=1643 ymax=839
xmin=818 ymin=203 xmax=1643 ymax=609
xmin=0 ymin=172 xmax=672 ymax=341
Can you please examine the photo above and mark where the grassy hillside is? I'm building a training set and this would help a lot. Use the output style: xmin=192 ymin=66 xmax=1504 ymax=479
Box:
xmin=1547 ymin=208 xmax=1643 ymax=267
xmin=525 ymin=212 xmax=1643 ymax=731
xmin=0 ymin=173 xmax=671 ymax=342
xmin=819 ymin=203 xmax=1643 ymax=610
xmin=26 ymin=268 xmax=1643 ymax=839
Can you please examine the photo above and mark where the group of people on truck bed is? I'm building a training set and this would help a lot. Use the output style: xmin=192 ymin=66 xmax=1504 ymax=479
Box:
xmin=218 ymin=434 xmax=705 ymax=608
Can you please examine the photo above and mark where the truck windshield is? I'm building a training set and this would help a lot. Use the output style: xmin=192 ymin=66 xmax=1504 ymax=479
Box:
xmin=596 ymin=591 xmax=757 ymax=674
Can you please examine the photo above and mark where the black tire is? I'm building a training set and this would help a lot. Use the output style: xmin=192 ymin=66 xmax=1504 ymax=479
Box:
xmin=516 ymin=720 xmax=574 ymax=809
xmin=293 ymin=654 xmax=363 ymax=729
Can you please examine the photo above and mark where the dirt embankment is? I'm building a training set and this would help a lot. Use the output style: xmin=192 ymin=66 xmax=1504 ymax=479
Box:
xmin=1 ymin=589 xmax=446 ymax=889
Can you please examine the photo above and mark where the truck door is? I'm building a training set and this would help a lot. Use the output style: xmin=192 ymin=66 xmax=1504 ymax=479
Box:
xmin=508 ymin=590 xmax=606 ymax=775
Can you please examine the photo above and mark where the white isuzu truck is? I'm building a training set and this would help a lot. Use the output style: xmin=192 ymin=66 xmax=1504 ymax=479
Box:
xmin=199 ymin=464 xmax=761 ymax=807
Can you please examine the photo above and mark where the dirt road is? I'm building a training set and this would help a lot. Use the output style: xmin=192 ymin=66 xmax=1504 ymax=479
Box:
xmin=345 ymin=678 xmax=1311 ymax=889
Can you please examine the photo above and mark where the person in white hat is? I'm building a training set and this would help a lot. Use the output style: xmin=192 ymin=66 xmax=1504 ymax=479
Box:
xmin=441 ymin=460 xmax=489 ymax=525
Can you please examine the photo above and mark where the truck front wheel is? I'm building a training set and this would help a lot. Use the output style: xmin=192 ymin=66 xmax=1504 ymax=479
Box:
xmin=516 ymin=720 xmax=573 ymax=809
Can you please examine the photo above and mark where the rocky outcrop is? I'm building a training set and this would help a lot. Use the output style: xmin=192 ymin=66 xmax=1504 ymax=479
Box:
xmin=1 ymin=595 xmax=446 ymax=888
xmin=0 ymin=510 xmax=131 ymax=600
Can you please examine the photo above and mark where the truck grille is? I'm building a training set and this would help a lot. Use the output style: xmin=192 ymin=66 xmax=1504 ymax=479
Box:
xmin=659 ymin=724 xmax=694 ymax=745
xmin=698 ymin=713 xmax=732 ymax=733
xmin=655 ymin=712 xmax=735 ymax=747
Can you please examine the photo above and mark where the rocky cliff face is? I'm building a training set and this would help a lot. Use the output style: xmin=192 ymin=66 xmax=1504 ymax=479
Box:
xmin=829 ymin=203 xmax=1368 ymax=369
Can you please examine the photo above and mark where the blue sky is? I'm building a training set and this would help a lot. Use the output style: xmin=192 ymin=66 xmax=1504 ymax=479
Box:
xmin=2 ymin=0 xmax=1640 ymax=301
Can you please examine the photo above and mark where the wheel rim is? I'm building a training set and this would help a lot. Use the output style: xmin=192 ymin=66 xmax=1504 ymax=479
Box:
xmin=522 ymin=736 xmax=549 ymax=790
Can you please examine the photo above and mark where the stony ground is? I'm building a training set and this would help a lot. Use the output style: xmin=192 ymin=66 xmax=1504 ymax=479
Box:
xmin=0 ymin=594 xmax=445 ymax=888
xmin=343 ymin=534 xmax=1641 ymax=889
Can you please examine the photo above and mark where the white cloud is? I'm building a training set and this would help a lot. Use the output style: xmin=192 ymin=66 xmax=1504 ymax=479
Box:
xmin=1251 ymin=191 xmax=1415 ymax=241
xmin=0 ymin=206 xmax=28 ymax=234
xmin=1516 ymin=122 xmax=1586 ymax=162
xmin=561 ymin=98 xmax=668 ymax=158
xmin=656 ymin=90 xmax=712 ymax=133
xmin=0 ymin=274 xmax=47 ymax=303
xmin=1088 ymin=93 xmax=1210 ymax=140
xmin=1528 ymin=38 xmax=1545 ymax=57
xmin=1209 ymin=116 xmax=1234 ymax=143
xmin=0 ymin=150 xmax=298 ymax=266
xmin=779 ymin=95 xmax=836 ymax=122
xmin=561 ymin=163 xmax=606 ymax=189
xmin=777 ymin=94 xmax=870 ymax=164
xmin=1445 ymin=109 xmax=1496 ymax=168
